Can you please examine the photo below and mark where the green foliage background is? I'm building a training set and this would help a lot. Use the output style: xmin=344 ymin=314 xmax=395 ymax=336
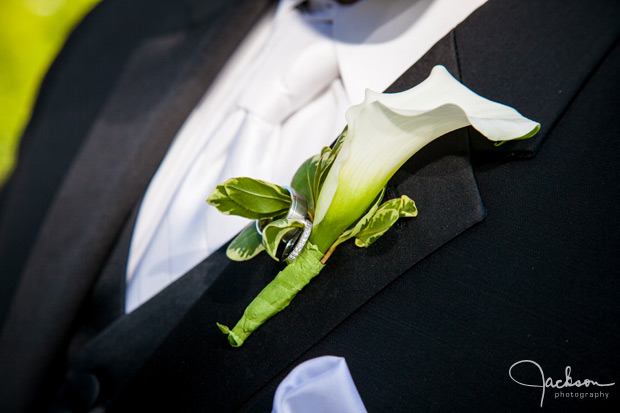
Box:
xmin=0 ymin=0 xmax=100 ymax=186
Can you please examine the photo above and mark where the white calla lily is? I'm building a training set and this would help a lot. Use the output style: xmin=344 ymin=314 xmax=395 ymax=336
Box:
xmin=310 ymin=65 xmax=540 ymax=252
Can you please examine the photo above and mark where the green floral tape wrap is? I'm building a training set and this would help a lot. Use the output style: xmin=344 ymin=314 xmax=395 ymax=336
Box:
xmin=217 ymin=242 xmax=324 ymax=347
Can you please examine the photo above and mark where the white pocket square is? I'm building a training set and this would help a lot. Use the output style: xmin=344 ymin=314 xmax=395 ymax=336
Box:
xmin=273 ymin=356 xmax=367 ymax=413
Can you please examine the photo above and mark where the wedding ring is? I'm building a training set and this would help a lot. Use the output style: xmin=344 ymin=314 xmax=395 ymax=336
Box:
xmin=255 ymin=186 xmax=312 ymax=261
xmin=284 ymin=218 xmax=312 ymax=261
xmin=284 ymin=186 xmax=308 ymax=221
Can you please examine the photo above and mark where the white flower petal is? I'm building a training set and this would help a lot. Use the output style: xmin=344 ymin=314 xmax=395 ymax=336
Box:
xmin=311 ymin=65 xmax=540 ymax=250
xmin=366 ymin=65 xmax=539 ymax=140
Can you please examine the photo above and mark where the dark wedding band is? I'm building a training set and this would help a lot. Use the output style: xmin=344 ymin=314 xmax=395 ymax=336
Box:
xmin=255 ymin=186 xmax=312 ymax=261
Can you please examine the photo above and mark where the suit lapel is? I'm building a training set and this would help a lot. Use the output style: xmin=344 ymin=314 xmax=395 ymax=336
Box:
xmin=0 ymin=0 xmax=273 ymax=410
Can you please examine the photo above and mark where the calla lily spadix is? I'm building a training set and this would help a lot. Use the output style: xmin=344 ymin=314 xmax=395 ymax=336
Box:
xmin=310 ymin=65 xmax=540 ymax=253
xmin=208 ymin=65 xmax=540 ymax=347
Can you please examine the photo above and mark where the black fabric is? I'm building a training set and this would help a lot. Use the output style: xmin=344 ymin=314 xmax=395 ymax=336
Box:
xmin=0 ymin=28 xmax=204 ymax=412
xmin=0 ymin=0 xmax=273 ymax=411
xmin=57 ymin=246 xmax=230 ymax=411
xmin=67 ymin=205 xmax=136 ymax=356
xmin=0 ymin=0 xmax=619 ymax=412
xmin=0 ymin=0 xmax=190 ymax=328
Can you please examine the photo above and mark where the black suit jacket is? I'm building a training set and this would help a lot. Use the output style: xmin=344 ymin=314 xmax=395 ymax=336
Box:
xmin=0 ymin=0 xmax=619 ymax=411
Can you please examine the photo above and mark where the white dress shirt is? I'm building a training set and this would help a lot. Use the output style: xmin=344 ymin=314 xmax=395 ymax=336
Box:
xmin=125 ymin=0 xmax=488 ymax=313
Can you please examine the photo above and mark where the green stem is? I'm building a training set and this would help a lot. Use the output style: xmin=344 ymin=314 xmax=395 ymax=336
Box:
xmin=217 ymin=243 xmax=324 ymax=347
xmin=310 ymin=217 xmax=348 ymax=254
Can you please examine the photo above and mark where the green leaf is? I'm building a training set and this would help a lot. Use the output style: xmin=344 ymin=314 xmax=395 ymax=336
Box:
xmin=313 ymin=147 xmax=332 ymax=204
xmin=291 ymin=153 xmax=320 ymax=215
xmin=262 ymin=219 xmax=304 ymax=261
xmin=314 ymin=127 xmax=347 ymax=198
xmin=330 ymin=125 xmax=347 ymax=156
xmin=206 ymin=177 xmax=291 ymax=219
xmin=226 ymin=223 xmax=265 ymax=261
xmin=226 ymin=178 xmax=291 ymax=213
xmin=289 ymin=127 xmax=348 ymax=223
xmin=355 ymin=195 xmax=417 ymax=248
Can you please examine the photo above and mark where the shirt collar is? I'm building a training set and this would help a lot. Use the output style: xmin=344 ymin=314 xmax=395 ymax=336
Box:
xmin=334 ymin=0 xmax=488 ymax=105
xmin=276 ymin=0 xmax=487 ymax=105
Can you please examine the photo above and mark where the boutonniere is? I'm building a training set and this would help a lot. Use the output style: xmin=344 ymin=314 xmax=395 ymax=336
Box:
xmin=207 ymin=65 xmax=540 ymax=347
